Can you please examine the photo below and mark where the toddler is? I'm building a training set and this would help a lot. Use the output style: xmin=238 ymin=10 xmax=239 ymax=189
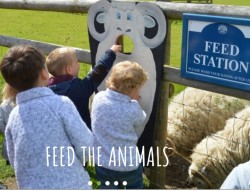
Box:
xmin=91 ymin=61 xmax=148 ymax=189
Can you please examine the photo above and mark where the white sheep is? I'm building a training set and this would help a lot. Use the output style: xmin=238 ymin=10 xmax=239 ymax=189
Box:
xmin=188 ymin=106 xmax=250 ymax=189
xmin=167 ymin=87 xmax=249 ymax=158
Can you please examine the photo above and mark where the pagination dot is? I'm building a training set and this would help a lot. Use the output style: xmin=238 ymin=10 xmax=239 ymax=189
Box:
xmin=123 ymin=181 xmax=127 ymax=186
xmin=97 ymin=181 xmax=101 ymax=186
xmin=88 ymin=181 xmax=92 ymax=186
xmin=114 ymin=181 xmax=119 ymax=186
xmin=105 ymin=181 xmax=110 ymax=186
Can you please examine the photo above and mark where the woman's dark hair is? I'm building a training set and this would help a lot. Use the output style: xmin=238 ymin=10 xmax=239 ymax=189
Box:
xmin=0 ymin=45 xmax=45 ymax=91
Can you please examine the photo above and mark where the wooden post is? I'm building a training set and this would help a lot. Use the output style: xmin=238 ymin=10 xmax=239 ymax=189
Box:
xmin=149 ymin=19 xmax=171 ymax=189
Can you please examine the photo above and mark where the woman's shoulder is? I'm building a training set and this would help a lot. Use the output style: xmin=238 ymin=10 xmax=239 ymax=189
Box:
xmin=51 ymin=94 xmax=75 ymax=108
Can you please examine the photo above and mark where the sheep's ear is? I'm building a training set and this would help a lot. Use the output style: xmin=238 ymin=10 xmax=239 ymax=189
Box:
xmin=201 ymin=164 xmax=208 ymax=175
xmin=136 ymin=2 xmax=166 ymax=48
xmin=96 ymin=12 xmax=106 ymax=24
xmin=144 ymin=15 xmax=156 ymax=28
xmin=201 ymin=166 xmax=206 ymax=173
xmin=88 ymin=0 xmax=111 ymax=41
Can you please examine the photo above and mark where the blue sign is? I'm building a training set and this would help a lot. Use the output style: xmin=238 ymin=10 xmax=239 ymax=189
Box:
xmin=181 ymin=13 xmax=250 ymax=91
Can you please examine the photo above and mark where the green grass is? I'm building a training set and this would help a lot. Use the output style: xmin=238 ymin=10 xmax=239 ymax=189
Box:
xmin=213 ymin=0 xmax=250 ymax=5
xmin=0 ymin=10 xmax=89 ymax=48
xmin=0 ymin=0 xmax=249 ymax=187
xmin=0 ymin=136 xmax=14 ymax=180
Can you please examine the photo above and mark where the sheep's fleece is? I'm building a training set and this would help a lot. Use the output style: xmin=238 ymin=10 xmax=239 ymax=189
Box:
xmin=188 ymin=106 xmax=250 ymax=189
xmin=167 ymin=87 xmax=249 ymax=158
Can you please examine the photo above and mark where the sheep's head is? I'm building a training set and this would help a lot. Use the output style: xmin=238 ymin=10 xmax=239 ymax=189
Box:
xmin=188 ymin=164 xmax=212 ymax=189
xmin=188 ymin=155 xmax=227 ymax=189
xmin=88 ymin=0 xmax=166 ymax=49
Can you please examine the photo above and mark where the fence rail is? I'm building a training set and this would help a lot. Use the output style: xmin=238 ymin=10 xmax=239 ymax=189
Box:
xmin=1 ymin=34 xmax=249 ymax=100
xmin=0 ymin=35 xmax=91 ymax=64
xmin=0 ymin=0 xmax=250 ymax=20
xmin=163 ymin=66 xmax=250 ymax=100
xmin=158 ymin=0 xmax=213 ymax=4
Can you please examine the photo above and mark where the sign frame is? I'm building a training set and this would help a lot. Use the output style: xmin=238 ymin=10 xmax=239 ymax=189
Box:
xmin=181 ymin=13 xmax=250 ymax=91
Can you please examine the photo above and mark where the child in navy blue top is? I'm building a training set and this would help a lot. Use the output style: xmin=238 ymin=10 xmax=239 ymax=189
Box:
xmin=46 ymin=45 xmax=121 ymax=128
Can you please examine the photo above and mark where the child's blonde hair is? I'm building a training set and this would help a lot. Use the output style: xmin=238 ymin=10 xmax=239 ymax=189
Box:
xmin=2 ymin=83 xmax=18 ymax=101
xmin=46 ymin=47 xmax=76 ymax=77
xmin=106 ymin=61 xmax=148 ymax=95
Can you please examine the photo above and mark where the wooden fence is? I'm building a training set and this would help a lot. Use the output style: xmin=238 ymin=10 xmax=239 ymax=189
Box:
xmin=0 ymin=0 xmax=250 ymax=189
xmin=157 ymin=0 xmax=213 ymax=4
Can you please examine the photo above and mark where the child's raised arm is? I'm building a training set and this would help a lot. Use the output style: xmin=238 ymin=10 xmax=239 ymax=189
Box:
xmin=87 ymin=45 xmax=122 ymax=89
